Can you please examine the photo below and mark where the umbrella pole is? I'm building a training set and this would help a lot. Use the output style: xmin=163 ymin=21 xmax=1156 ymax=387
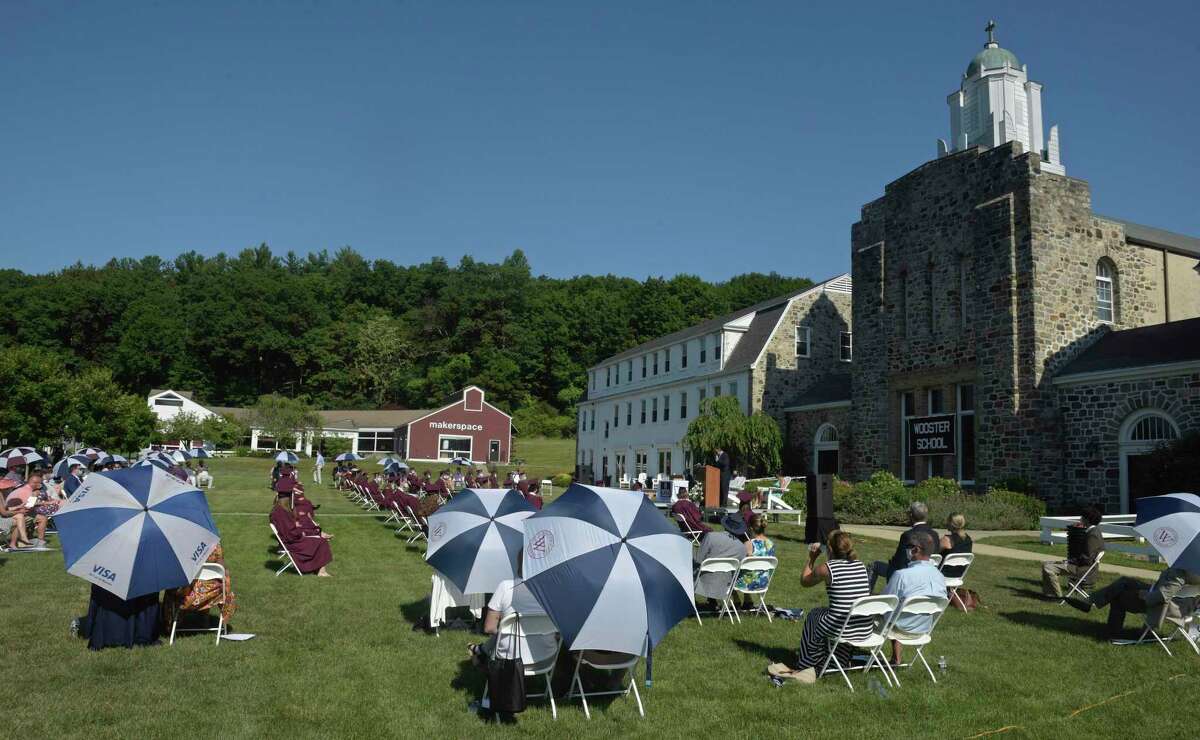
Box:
xmin=644 ymin=632 xmax=652 ymax=688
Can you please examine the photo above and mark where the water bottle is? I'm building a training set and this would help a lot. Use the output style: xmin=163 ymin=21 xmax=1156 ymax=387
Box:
xmin=937 ymin=656 xmax=947 ymax=675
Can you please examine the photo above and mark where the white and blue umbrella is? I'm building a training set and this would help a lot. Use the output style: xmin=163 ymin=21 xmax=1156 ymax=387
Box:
xmin=449 ymin=456 xmax=474 ymax=466
xmin=76 ymin=447 xmax=106 ymax=461
xmin=337 ymin=453 xmax=364 ymax=462
xmin=0 ymin=448 xmax=44 ymax=468
xmin=53 ymin=455 xmax=91 ymax=478
xmin=1133 ymin=493 xmax=1200 ymax=573
xmin=186 ymin=448 xmax=211 ymax=459
xmin=374 ymin=455 xmax=395 ymax=465
xmin=136 ymin=458 xmax=172 ymax=472
xmin=53 ymin=467 xmax=220 ymax=599
xmin=170 ymin=449 xmax=191 ymax=463
xmin=426 ymin=488 xmax=536 ymax=594
xmin=95 ymin=454 xmax=129 ymax=468
xmin=275 ymin=451 xmax=300 ymax=464
xmin=385 ymin=461 xmax=409 ymax=473
xmin=521 ymin=484 xmax=696 ymax=656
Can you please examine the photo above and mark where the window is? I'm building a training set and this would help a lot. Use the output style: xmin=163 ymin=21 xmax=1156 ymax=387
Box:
xmin=357 ymin=431 xmax=395 ymax=453
xmin=579 ymin=410 xmax=585 ymax=433
xmin=438 ymin=435 xmax=472 ymax=461
xmin=928 ymin=389 xmax=946 ymax=478
xmin=604 ymin=421 xmax=609 ymax=439
xmin=662 ymin=394 xmax=670 ymax=422
xmin=613 ymin=404 xmax=619 ymax=429
xmin=658 ymin=449 xmax=672 ymax=476
xmin=635 ymin=451 xmax=648 ymax=475
xmin=642 ymin=356 xmax=647 ymax=378
xmin=680 ymin=392 xmax=688 ymax=420
xmin=680 ymin=343 xmax=688 ymax=369
xmin=653 ymin=352 xmax=659 ymax=376
xmin=590 ymin=410 xmax=595 ymax=431
xmin=900 ymin=391 xmax=915 ymax=482
xmin=715 ymin=334 xmax=722 ymax=361
xmin=728 ymin=381 xmax=737 ymax=399
xmin=613 ymin=365 xmax=618 ymax=386
xmin=1127 ymin=413 xmax=1179 ymax=443
xmin=698 ymin=387 xmax=706 ymax=410
xmin=840 ymin=331 xmax=852 ymax=362
xmin=627 ymin=362 xmax=632 ymax=383
xmin=626 ymin=402 xmax=632 ymax=426
xmin=713 ymin=385 xmax=721 ymax=397
xmin=1096 ymin=259 xmax=1115 ymax=323
xmin=640 ymin=399 xmax=647 ymax=424
xmin=651 ymin=397 xmax=658 ymax=423
xmin=795 ymin=325 xmax=811 ymax=358
xmin=605 ymin=366 xmax=611 ymax=387
xmin=664 ymin=348 xmax=671 ymax=373
xmin=700 ymin=337 xmax=707 ymax=364
xmin=154 ymin=397 xmax=184 ymax=407
xmin=957 ymin=384 xmax=976 ymax=484
xmin=591 ymin=372 xmax=596 ymax=390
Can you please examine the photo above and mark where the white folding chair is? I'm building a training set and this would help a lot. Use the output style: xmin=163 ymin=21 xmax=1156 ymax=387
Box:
xmin=940 ymin=553 xmax=975 ymax=612
xmin=269 ymin=523 xmax=302 ymax=577
xmin=929 ymin=553 xmax=942 ymax=568
xmin=697 ymin=557 xmax=742 ymax=624
xmin=1060 ymin=551 xmax=1105 ymax=605
xmin=886 ymin=594 xmax=950 ymax=685
xmin=168 ymin=562 xmax=228 ymax=645
xmin=565 ymin=637 xmax=647 ymax=719
xmin=480 ymin=612 xmax=562 ymax=719
xmin=406 ymin=505 xmax=428 ymax=544
xmin=1121 ymin=585 xmax=1200 ymax=656
xmin=820 ymin=594 xmax=899 ymax=691
xmin=674 ymin=513 xmax=703 ymax=546
xmin=732 ymin=556 xmax=779 ymax=622
xmin=392 ymin=501 xmax=416 ymax=536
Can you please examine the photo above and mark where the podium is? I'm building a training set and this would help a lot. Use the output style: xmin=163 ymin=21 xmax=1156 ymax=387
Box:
xmin=703 ymin=465 xmax=722 ymax=508
xmin=805 ymin=473 xmax=839 ymax=544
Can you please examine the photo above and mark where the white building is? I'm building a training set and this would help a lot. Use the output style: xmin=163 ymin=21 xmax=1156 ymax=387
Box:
xmin=574 ymin=275 xmax=853 ymax=484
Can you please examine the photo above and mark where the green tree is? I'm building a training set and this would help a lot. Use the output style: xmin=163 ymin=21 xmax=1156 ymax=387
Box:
xmin=351 ymin=311 xmax=411 ymax=405
xmin=682 ymin=396 xmax=781 ymax=476
xmin=250 ymin=394 xmax=321 ymax=448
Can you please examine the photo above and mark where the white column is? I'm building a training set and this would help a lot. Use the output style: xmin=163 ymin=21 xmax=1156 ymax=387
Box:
xmin=250 ymin=429 xmax=260 ymax=451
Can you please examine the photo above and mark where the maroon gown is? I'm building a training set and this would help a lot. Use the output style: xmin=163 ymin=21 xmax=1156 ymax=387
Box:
xmin=270 ymin=506 xmax=333 ymax=573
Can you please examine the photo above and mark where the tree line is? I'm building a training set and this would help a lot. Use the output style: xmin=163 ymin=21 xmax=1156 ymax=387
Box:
xmin=0 ymin=246 xmax=812 ymax=439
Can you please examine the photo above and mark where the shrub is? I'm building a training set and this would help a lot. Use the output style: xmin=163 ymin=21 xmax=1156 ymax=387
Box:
xmin=551 ymin=473 xmax=573 ymax=489
xmin=985 ymin=487 xmax=1046 ymax=525
xmin=913 ymin=476 xmax=963 ymax=500
xmin=832 ymin=472 xmax=1043 ymax=530
xmin=927 ymin=493 xmax=1040 ymax=531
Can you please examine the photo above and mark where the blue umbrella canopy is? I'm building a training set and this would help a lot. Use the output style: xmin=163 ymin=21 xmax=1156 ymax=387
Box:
xmin=135 ymin=458 xmax=172 ymax=472
xmin=1133 ymin=493 xmax=1200 ymax=573
xmin=53 ymin=455 xmax=91 ymax=478
xmin=337 ymin=453 xmax=364 ymax=462
xmin=275 ymin=451 xmax=300 ymax=464
xmin=449 ymin=456 xmax=474 ymax=466
xmin=374 ymin=455 xmax=395 ymax=465
xmin=53 ymin=467 xmax=220 ymax=599
xmin=186 ymin=448 xmax=211 ymax=459
xmin=521 ymin=483 xmax=696 ymax=655
xmin=426 ymin=488 xmax=536 ymax=594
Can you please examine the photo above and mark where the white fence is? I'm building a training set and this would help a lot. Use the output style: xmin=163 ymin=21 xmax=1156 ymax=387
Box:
xmin=1039 ymin=515 xmax=1160 ymax=562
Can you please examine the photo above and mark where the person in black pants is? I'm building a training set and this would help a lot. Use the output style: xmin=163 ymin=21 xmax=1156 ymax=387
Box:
xmin=714 ymin=448 xmax=731 ymax=507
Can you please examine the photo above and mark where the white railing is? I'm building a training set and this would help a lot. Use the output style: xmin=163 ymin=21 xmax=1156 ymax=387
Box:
xmin=1039 ymin=515 xmax=1160 ymax=562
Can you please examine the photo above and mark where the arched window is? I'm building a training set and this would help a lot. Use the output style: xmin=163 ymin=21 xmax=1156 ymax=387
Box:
xmin=1095 ymin=259 xmax=1115 ymax=323
xmin=813 ymin=423 xmax=840 ymax=475
xmin=1123 ymin=411 xmax=1179 ymax=446
xmin=815 ymin=424 xmax=839 ymax=444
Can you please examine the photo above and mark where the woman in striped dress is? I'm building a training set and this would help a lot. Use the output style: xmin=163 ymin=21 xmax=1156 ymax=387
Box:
xmin=770 ymin=530 xmax=871 ymax=684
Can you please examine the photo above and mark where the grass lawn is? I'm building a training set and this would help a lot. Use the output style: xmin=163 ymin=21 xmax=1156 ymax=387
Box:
xmin=982 ymin=536 xmax=1167 ymax=573
xmin=507 ymin=436 xmax=575 ymax=481
xmin=3 ymin=457 xmax=1194 ymax=738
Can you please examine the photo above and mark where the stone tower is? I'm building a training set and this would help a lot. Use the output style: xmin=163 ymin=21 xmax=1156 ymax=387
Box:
xmin=940 ymin=21 xmax=1065 ymax=175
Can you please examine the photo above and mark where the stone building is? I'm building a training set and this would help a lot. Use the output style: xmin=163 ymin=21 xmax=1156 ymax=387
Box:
xmin=784 ymin=25 xmax=1200 ymax=512
xmin=574 ymin=274 xmax=851 ymax=484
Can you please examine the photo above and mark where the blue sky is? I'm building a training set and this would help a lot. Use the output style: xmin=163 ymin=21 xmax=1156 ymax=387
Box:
xmin=3 ymin=1 xmax=1197 ymax=281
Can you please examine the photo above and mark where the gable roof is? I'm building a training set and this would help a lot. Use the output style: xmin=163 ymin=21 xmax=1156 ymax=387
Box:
xmin=592 ymin=273 xmax=852 ymax=370
xmin=783 ymin=372 xmax=853 ymax=410
xmin=149 ymin=389 xmax=194 ymax=400
xmin=1055 ymin=317 xmax=1200 ymax=380
xmin=208 ymin=405 xmax=433 ymax=430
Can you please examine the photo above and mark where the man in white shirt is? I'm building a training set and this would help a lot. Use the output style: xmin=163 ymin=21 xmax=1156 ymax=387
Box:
xmin=473 ymin=578 xmax=556 ymax=664
xmin=313 ymin=451 xmax=325 ymax=485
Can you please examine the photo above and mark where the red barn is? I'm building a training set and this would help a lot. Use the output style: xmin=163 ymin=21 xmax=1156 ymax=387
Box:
xmin=402 ymin=386 xmax=513 ymax=464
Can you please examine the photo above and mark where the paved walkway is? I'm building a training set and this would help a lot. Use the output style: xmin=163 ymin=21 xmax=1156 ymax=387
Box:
xmin=841 ymin=524 xmax=1158 ymax=578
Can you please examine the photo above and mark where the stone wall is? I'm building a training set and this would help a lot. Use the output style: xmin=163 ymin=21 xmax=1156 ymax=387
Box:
xmin=1056 ymin=371 xmax=1200 ymax=511
xmin=785 ymin=405 xmax=852 ymax=477
xmin=752 ymin=289 xmax=852 ymax=423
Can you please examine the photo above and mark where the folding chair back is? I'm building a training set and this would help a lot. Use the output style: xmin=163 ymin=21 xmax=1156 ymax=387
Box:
xmin=821 ymin=594 xmax=898 ymax=691
xmin=929 ymin=553 xmax=942 ymax=568
xmin=697 ymin=556 xmax=741 ymax=624
xmin=886 ymin=594 xmax=950 ymax=685
xmin=674 ymin=513 xmax=703 ymax=544
xmin=270 ymin=524 xmax=302 ymax=576
xmin=1061 ymin=551 xmax=1105 ymax=604
xmin=566 ymin=636 xmax=648 ymax=719
xmin=940 ymin=553 xmax=974 ymax=585
xmin=169 ymin=562 xmax=228 ymax=645
xmin=732 ymin=556 xmax=779 ymax=622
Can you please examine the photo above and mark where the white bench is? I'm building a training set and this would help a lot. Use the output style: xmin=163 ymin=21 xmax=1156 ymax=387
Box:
xmin=1039 ymin=515 xmax=1160 ymax=562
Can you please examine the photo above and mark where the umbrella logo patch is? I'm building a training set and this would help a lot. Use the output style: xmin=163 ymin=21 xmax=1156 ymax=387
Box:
xmin=1153 ymin=527 xmax=1179 ymax=548
xmin=527 ymin=529 xmax=555 ymax=560
xmin=431 ymin=523 xmax=447 ymax=540
xmin=92 ymin=565 xmax=117 ymax=582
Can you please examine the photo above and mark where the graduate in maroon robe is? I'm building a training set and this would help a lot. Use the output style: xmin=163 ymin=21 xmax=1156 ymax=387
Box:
xmin=270 ymin=498 xmax=333 ymax=576
xmin=523 ymin=480 xmax=544 ymax=511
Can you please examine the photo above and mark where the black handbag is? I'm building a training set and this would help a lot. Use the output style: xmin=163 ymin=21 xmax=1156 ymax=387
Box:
xmin=487 ymin=615 xmax=527 ymax=713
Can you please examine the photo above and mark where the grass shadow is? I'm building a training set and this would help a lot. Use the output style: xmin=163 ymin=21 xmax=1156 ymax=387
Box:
xmin=732 ymin=638 xmax=797 ymax=665
xmin=1000 ymin=586 xmax=1054 ymax=601
xmin=997 ymin=610 xmax=1111 ymax=640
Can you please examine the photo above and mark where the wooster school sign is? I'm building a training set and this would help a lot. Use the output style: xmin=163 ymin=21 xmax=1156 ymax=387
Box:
xmin=907 ymin=414 xmax=956 ymax=456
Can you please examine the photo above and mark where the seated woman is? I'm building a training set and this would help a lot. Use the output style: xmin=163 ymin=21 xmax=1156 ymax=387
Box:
xmin=269 ymin=496 xmax=333 ymax=577
xmin=524 ymin=480 xmax=544 ymax=511
xmin=467 ymin=575 xmax=556 ymax=668
xmin=5 ymin=471 xmax=51 ymax=549
xmin=939 ymin=512 xmax=973 ymax=578
xmin=769 ymin=530 xmax=871 ymax=685
xmin=734 ymin=514 xmax=776 ymax=609
xmin=163 ymin=543 xmax=238 ymax=632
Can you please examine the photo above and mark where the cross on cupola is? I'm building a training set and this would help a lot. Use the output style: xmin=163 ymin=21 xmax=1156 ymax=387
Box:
xmin=936 ymin=20 xmax=1066 ymax=175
